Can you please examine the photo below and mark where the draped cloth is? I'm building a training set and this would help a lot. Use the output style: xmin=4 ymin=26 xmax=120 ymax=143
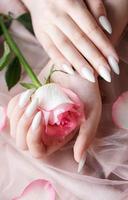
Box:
xmin=0 ymin=21 xmax=128 ymax=200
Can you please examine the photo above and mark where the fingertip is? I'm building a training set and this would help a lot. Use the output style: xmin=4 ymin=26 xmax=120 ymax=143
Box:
xmin=77 ymin=151 xmax=87 ymax=173
xmin=99 ymin=15 xmax=112 ymax=35
xmin=73 ymin=148 xmax=81 ymax=163
xmin=73 ymin=137 xmax=86 ymax=163
xmin=73 ymin=123 xmax=90 ymax=163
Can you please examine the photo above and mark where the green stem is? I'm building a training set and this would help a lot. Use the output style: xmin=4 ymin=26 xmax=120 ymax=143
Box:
xmin=0 ymin=16 xmax=42 ymax=88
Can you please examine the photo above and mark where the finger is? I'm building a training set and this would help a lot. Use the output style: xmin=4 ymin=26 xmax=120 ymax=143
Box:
xmin=9 ymin=90 xmax=34 ymax=138
xmin=27 ymin=111 xmax=46 ymax=158
xmin=35 ymin=31 xmax=74 ymax=75
xmin=86 ymin=0 xmax=112 ymax=35
xmin=7 ymin=95 xmax=20 ymax=119
xmin=86 ymin=0 xmax=107 ymax=18
xmin=65 ymin=0 xmax=119 ymax=69
xmin=54 ymin=14 xmax=113 ymax=81
xmin=16 ymin=98 xmax=38 ymax=150
xmin=46 ymin=25 xmax=95 ymax=83
xmin=74 ymin=101 xmax=102 ymax=163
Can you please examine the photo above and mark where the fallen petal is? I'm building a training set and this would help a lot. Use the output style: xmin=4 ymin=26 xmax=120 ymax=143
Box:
xmin=13 ymin=179 xmax=56 ymax=200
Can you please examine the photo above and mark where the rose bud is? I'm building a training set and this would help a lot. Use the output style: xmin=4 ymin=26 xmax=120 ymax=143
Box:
xmin=32 ymin=83 xmax=84 ymax=146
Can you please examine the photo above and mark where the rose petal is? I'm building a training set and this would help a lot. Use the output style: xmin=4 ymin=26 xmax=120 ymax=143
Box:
xmin=43 ymin=110 xmax=50 ymax=126
xmin=0 ymin=106 xmax=7 ymax=133
xmin=34 ymin=83 xmax=73 ymax=110
xmin=112 ymin=91 xmax=128 ymax=129
xmin=50 ymin=103 xmax=75 ymax=124
xmin=13 ymin=179 xmax=56 ymax=200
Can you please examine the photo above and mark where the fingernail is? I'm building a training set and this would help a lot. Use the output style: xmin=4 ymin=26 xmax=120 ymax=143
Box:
xmin=62 ymin=64 xmax=75 ymax=75
xmin=19 ymin=90 xmax=34 ymax=108
xmin=25 ymin=98 xmax=38 ymax=117
xmin=108 ymin=56 xmax=120 ymax=75
xmin=81 ymin=68 xmax=95 ymax=83
xmin=99 ymin=16 xmax=112 ymax=34
xmin=77 ymin=152 xmax=87 ymax=173
xmin=99 ymin=66 xmax=111 ymax=82
xmin=32 ymin=111 xmax=42 ymax=131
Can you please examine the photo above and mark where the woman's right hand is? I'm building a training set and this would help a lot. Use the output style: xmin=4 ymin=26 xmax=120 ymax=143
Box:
xmin=21 ymin=0 xmax=119 ymax=83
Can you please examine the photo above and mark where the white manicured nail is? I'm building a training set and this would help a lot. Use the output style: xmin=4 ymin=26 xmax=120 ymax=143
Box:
xmin=62 ymin=64 xmax=74 ymax=75
xmin=99 ymin=16 xmax=112 ymax=34
xmin=19 ymin=90 xmax=34 ymax=108
xmin=77 ymin=152 xmax=87 ymax=173
xmin=108 ymin=56 xmax=120 ymax=75
xmin=25 ymin=98 xmax=38 ymax=117
xmin=32 ymin=111 xmax=42 ymax=130
xmin=99 ymin=66 xmax=111 ymax=82
xmin=81 ymin=68 xmax=95 ymax=83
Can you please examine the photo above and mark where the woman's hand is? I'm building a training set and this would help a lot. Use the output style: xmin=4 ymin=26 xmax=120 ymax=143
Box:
xmin=48 ymin=63 xmax=102 ymax=164
xmin=21 ymin=0 xmax=119 ymax=82
xmin=7 ymin=62 xmax=102 ymax=163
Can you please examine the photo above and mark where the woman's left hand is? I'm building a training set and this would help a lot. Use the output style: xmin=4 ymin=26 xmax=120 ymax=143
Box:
xmin=7 ymin=62 xmax=102 ymax=163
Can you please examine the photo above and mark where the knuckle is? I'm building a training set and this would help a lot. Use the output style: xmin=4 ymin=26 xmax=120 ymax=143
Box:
xmin=95 ymin=55 xmax=106 ymax=67
xmin=61 ymin=0 xmax=77 ymax=10
xmin=59 ymin=36 xmax=69 ymax=46
xmin=102 ymin=40 xmax=111 ymax=51
xmin=63 ymin=0 xmax=74 ymax=6
xmin=97 ymin=1 xmax=105 ymax=13
xmin=44 ymin=6 xmax=60 ymax=21
xmin=87 ymin=23 xmax=99 ymax=35
xmin=73 ymin=32 xmax=85 ymax=44
xmin=51 ymin=11 xmax=61 ymax=20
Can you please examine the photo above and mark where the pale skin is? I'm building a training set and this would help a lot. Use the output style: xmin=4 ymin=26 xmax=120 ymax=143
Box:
xmin=20 ymin=0 xmax=119 ymax=83
xmin=7 ymin=63 xmax=102 ymax=162
xmin=2 ymin=0 xmax=128 ymax=162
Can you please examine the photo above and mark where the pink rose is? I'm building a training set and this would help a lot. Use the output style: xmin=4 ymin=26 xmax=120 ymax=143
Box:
xmin=33 ymin=83 xmax=84 ymax=146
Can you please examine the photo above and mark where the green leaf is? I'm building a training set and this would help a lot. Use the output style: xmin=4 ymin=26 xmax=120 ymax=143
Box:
xmin=20 ymin=82 xmax=37 ymax=89
xmin=17 ymin=13 xmax=34 ymax=34
xmin=0 ymin=26 xmax=3 ymax=36
xmin=0 ymin=41 xmax=12 ymax=70
xmin=5 ymin=57 xmax=21 ymax=90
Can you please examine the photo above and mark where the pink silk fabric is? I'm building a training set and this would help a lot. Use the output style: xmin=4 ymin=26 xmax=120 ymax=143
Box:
xmin=0 ymin=21 xmax=128 ymax=200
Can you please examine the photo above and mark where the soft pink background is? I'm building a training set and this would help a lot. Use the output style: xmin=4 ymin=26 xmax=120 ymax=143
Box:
xmin=0 ymin=20 xmax=128 ymax=200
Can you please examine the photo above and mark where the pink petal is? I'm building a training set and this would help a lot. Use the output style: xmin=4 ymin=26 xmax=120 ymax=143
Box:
xmin=0 ymin=106 xmax=7 ymax=133
xmin=43 ymin=110 xmax=50 ymax=126
xmin=13 ymin=179 xmax=56 ymax=200
xmin=49 ymin=103 xmax=76 ymax=124
xmin=34 ymin=83 xmax=73 ymax=111
xmin=112 ymin=91 xmax=128 ymax=129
